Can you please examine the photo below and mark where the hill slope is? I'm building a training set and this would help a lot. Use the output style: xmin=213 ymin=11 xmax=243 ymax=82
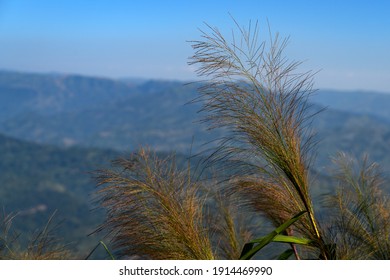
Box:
xmin=1 ymin=71 xmax=390 ymax=258
xmin=1 ymin=71 xmax=390 ymax=174
xmin=0 ymin=133 xmax=119 ymax=257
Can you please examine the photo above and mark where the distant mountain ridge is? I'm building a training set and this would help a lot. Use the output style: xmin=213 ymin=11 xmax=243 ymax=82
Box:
xmin=1 ymin=69 xmax=390 ymax=171
xmin=1 ymin=70 xmax=390 ymax=257
xmin=311 ymin=89 xmax=390 ymax=122
xmin=0 ymin=70 xmax=140 ymax=118
xmin=0 ymin=71 xmax=207 ymax=153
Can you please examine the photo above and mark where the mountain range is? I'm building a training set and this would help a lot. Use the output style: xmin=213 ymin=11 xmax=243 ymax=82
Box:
xmin=1 ymin=70 xmax=390 ymax=171
xmin=0 ymin=70 xmax=389 ymax=257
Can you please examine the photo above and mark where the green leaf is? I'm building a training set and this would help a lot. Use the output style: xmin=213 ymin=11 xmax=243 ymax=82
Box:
xmin=100 ymin=241 xmax=115 ymax=260
xmin=239 ymin=243 xmax=255 ymax=260
xmin=272 ymin=235 xmax=312 ymax=245
xmin=239 ymin=211 xmax=307 ymax=260
xmin=277 ymin=249 xmax=294 ymax=260
xmin=85 ymin=240 xmax=115 ymax=260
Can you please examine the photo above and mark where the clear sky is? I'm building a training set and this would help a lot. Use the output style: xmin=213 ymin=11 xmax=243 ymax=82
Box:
xmin=0 ymin=0 xmax=389 ymax=92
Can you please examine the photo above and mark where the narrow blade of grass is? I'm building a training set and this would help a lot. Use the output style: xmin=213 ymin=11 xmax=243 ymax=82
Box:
xmin=240 ymin=211 xmax=307 ymax=260
xmin=277 ymin=249 xmax=295 ymax=260
xmin=85 ymin=241 xmax=115 ymax=260
xmin=99 ymin=241 xmax=115 ymax=260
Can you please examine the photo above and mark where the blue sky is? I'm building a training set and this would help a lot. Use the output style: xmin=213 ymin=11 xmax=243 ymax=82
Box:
xmin=0 ymin=0 xmax=389 ymax=91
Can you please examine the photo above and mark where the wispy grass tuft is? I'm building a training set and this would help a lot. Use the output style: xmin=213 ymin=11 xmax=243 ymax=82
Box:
xmin=207 ymin=191 xmax=254 ymax=259
xmin=94 ymin=148 xmax=216 ymax=259
xmin=189 ymin=19 xmax=327 ymax=258
xmin=0 ymin=211 xmax=71 ymax=260
xmin=324 ymin=153 xmax=390 ymax=259
xmin=93 ymin=18 xmax=389 ymax=260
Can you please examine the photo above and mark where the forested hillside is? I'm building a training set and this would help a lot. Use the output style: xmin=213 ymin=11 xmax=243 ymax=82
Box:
xmin=1 ymin=70 xmax=389 ymax=258
xmin=1 ymin=70 xmax=390 ymax=172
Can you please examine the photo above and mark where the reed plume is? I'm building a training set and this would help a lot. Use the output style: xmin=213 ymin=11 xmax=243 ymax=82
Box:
xmin=324 ymin=153 xmax=390 ymax=259
xmin=94 ymin=148 xmax=216 ymax=259
xmin=94 ymin=19 xmax=389 ymax=260
xmin=189 ymin=19 xmax=327 ymax=258
xmin=207 ymin=190 xmax=254 ymax=259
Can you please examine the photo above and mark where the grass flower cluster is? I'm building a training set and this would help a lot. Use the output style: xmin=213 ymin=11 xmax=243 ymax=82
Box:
xmin=94 ymin=20 xmax=389 ymax=260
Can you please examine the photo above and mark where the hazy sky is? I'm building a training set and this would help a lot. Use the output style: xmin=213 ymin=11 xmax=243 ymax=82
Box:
xmin=0 ymin=0 xmax=389 ymax=92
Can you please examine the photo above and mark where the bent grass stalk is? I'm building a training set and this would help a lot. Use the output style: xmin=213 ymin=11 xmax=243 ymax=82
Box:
xmin=189 ymin=19 xmax=327 ymax=258
xmin=92 ymin=18 xmax=389 ymax=260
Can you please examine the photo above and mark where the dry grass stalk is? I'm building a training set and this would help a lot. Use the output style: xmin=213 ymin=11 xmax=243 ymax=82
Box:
xmin=189 ymin=20 xmax=326 ymax=257
xmin=208 ymin=190 xmax=254 ymax=259
xmin=93 ymin=19 xmax=389 ymax=260
xmin=0 ymin=211 xmax=71 ymax=260
xmin=324 ymin=153 xmax=390 ymax=259
xmin=94 ymin=148 xmax=216 ymax=259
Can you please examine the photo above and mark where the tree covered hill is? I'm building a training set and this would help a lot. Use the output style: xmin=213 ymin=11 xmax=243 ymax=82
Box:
xmin=0 ymin=132 xmax=120 ymax=257
xmin=0 ymin=70 xmax=390 ymax=257
xmin=311 ymin=89 xmax=390 ymax=122
xmin=1 ymin=70 xmax=390 ymax=174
